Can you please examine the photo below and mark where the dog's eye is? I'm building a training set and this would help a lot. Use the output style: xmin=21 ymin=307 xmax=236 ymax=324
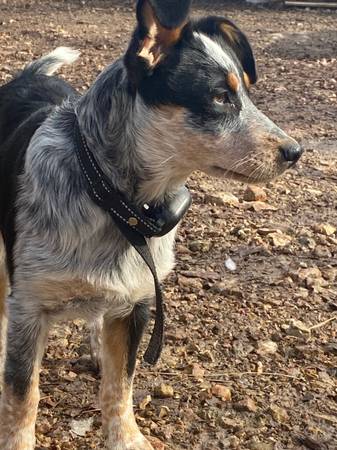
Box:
xmin=214 ymin=91 xmax=230 ymax=105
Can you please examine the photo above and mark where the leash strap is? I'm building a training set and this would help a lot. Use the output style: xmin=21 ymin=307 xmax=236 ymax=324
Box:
xmin=74 ymin=119 xmax=163 ymax=364
xmin=117 ymin=224 xmax=164 ymax=364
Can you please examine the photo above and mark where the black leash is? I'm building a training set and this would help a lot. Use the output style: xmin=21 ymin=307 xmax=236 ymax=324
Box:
xmin=73 ymin=117 xmax=191 ymax=364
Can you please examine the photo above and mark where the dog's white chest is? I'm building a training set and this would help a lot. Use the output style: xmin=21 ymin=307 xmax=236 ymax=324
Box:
xmin=110 ymin=231 xmax=176 ymax=302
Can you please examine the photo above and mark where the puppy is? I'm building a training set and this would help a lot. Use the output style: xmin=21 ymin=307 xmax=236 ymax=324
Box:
xmin=0 ymin=0 xmax=302 ymax=448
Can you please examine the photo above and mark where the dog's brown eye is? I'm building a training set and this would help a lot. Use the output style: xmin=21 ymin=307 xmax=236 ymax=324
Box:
xmin=214 ymin=91 xmax=230 ymax=105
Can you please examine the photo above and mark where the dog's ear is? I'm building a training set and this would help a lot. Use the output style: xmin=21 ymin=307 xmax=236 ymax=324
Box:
xmin=194 ymin=16 xmax=257 ymax=86
xmin=125 ymin=0 xmax=192 ymax=84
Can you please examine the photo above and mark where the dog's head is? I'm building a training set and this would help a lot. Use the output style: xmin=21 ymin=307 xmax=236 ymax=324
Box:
xmin=124 ymin=0 xmax=302 ymax=188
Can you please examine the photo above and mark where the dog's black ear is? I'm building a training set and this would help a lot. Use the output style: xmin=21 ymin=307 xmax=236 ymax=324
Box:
xmin=125 ymin=0 xmax=192 ymax=84
xmin=194 ymin=16 xmax=257 ymax=86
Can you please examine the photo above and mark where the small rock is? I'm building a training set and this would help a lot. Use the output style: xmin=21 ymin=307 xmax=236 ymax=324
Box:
xmin=188 ymin=240 xmax=211 ymax=253
xmin=269 ymin=404 xmax=289 ymax=423
xmin=257 ymin=340 xmax=278 ymax=355
xmin=235 ymin=397 xmax=257 ymax=413
xmin=315 ymin=223 xmax=336 ymax=236
xmin=159 ymin=406 xmax=170 ymax=419
xmin=154 ymin=383 xmax=174 ymax=399
xmin=244 ymin=185 xmax=267 ymax=202
xmin=220 ymin=416 xmax=244 ymax=431
xmin=65 ymin=371 xmax=77 ymax=380
xmin=139 ymin=395 xmax=152 ymax=410
xmin=211 ymin=281 xmax=243 ymax=298
xmin=285 ymin=319 xmax=310 ymax=338
xmin=297 ymin=267 xmax=322 ymax=282
xmin=296 ymin=267 xmax=326 ymax=291
xmin=70 ymin=417 xmax=93 ymax=437
xmin=269 ymin=232 xmax=292 ymax=248
xmin=204 ymin=192 xmax=239 ymax=206
xmin=211 ymin=384 xmax=232 ymax=401
xmin=246 ymin=202 xmax=277 ymax=212
xmin=225 ymin=257 xmax=237 ymax=271
xmin=177 ymin=275 xmax=203 ymax=290
xmin=190 ymin=363 xmax=205 ymax=380
xmin=256 ymin=361 xmax=264 ymax=374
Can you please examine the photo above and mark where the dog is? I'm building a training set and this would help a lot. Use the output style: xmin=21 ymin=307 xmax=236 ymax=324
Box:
xmin=0 ymin=0 xmax=302 ymax=448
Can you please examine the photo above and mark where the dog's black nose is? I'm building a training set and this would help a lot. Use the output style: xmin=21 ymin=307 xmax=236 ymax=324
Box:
xmin=279 ymin=141 xmax=303 ymax=163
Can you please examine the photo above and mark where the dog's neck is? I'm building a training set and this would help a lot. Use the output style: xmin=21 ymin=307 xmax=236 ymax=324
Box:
xmin=76 ymin=60 xmax=190 ymax=206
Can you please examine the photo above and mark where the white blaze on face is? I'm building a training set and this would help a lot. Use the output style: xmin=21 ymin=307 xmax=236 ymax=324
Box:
xmin=194 ymin=32 xmax=241 ymax=79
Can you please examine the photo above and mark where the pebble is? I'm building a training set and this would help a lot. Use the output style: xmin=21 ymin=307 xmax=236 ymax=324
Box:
xmin=190 ymin=363 xmax=205 ymax=380
xmin=244 ymin=185 xmax=267 ymax=202
xmin=269 ymin=232 xmax=292 ymax=248
xmin=154 ymin=384 xmax=174 ymax=399
xmin=234 ymin=397 xmax=257 ymax=413
xmin=211 ymin=384 xmax=232 ymax=401
xmin=315 ymin=223 xmax=336 ymax=236
xmin=285 ymin=319 xmax=310 ymax=338
xmin=225 ymin=256 xmax=237 ymax=271
xmin=177 ymin=275 xmax=203 ymax=290
xmin=204 ymin=192 xmax=239 ymax=206
xmin=220 ymin=416 xmax=244 ymax=430
xmin=296 ymin=267 xmax=326 ymax=291
xmin=188 ymin=240 xmax=211 ymax=253
xmin=257 ymin=340 xmax=278 ymax=355
xmin=159 ymin=406 xmax=170 ymax=419
xmin=139 ymin=395 xmax=152 ymax=410
xmin=269 ymin=404 xmax=289 ymax=423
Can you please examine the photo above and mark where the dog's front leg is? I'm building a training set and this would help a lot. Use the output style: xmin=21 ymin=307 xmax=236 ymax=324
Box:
xmin=0 ymin=297 xmax=47 ymax=450
xmin=100 ymin=303 xmax=153 ymax=450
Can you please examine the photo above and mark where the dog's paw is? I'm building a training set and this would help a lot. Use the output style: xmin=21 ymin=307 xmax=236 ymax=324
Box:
xmin=0 ymin=433 xmax=35 ymax=450
xmin=106 ymin=434 xmax=156 ymax=450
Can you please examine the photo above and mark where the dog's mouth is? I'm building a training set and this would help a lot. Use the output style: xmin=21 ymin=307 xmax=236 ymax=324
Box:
xmin=208 ymin=160 xmax=295 ymax=184
xmin=207 ymin=165 xmax=270 ymax=183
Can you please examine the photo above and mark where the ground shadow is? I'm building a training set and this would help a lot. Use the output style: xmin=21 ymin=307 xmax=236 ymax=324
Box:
xmin=265 ymin=30 xmax=337 ymax=59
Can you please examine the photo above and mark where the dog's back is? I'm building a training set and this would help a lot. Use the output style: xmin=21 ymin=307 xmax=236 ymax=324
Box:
xmin=0 ymin=47 xmax=80 ymax=273
xmin=0 ymin=47 xmax=80 ymax=144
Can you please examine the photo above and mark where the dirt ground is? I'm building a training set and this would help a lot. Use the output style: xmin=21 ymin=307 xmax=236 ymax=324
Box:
xmin=0 ymin=0 xmax=337 ymax=449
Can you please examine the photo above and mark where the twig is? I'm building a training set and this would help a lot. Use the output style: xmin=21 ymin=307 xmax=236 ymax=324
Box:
xmin=74 ymin=408 xmax=101 ymax=418
xmin=141 ymin=370 xmax=302 ymax=379
xmin=309 ymin=315 xmax=337 ymax=331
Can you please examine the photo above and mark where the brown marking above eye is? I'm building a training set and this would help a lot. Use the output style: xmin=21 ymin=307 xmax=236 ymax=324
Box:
xmin=227 ymin=72 xmax=240 ymax=93
xmin=243 ymin=72 xmax=251 ymax=90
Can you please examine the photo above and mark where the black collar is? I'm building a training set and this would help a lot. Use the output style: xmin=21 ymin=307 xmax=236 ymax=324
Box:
xmin=73 ymin=116 xmax=191 ymax=364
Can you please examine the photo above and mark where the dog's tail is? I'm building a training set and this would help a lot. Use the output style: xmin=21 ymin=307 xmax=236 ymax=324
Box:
xmin=24 ymin=47 xmax=80 ymax=77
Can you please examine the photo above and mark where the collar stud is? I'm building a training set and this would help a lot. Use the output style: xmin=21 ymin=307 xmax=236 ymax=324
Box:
xmin=128 ymin=217 xmax=139 ymax=226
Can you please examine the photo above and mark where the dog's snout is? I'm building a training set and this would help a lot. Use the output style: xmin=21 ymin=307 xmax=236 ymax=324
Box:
xmin=279 ymin=141 xmax=303 ymax=163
